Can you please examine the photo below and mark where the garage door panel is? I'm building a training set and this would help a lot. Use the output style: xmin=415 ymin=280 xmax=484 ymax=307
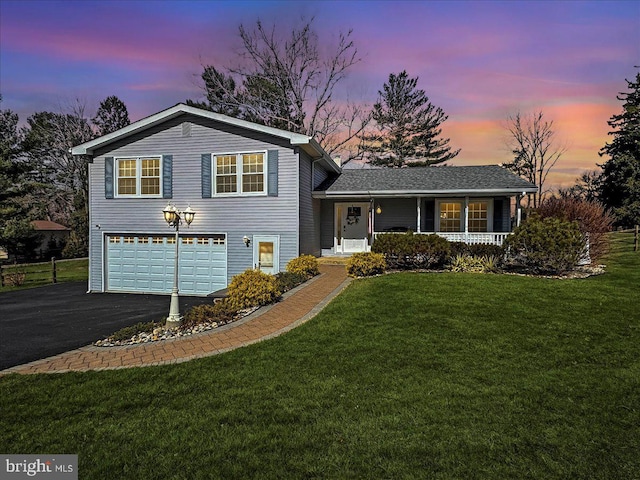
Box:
xmin=136 ymin=250 xmax=150 ymax=260
xmin=150 ymin=250 xmax=167 ymax=260
xmin=107 ymin=234 xmax=227 ymax=295
xmin=149 ymin=265 xmax=167 ymax=275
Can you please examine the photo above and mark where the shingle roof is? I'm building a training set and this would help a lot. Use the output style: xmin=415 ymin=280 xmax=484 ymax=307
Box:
xmin=315 ymin=165 xmax=537 ymax=197
xmin=31 ymin=220 xmax=70 ymax=231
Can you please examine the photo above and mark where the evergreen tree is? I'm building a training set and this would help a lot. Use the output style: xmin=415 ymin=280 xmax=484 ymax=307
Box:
xmin=599 ymin=71 xmax=640 ymax=227
xmin=0 ymin=98 xmax=39 ymax=258
xmin=361 ymin=71 xmax=459 ymax=167
xmin=92 ymin=95 xmax=130 ymax=137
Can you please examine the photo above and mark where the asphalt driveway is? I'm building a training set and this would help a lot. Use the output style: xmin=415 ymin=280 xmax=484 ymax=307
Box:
xmin=0 ymin=282 xmax=213 ymax=370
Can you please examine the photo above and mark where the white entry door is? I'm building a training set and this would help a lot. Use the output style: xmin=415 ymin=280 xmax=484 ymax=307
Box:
xmin=335 ymin=202 xmax=370 ymax=253
xmin=253 ymin=235 xmax=280 ymax=274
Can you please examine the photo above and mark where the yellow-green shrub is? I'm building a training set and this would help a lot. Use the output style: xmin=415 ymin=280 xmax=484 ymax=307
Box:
xmin=227 ymin=268 xmax=281 ymax=310
xmin=181 ymin=298 xmax=237 ymax=330
xmin=286 ymin=254 xmax=319 ymax=278
xmin=449 ymin=254 xmax=500 ymax=273
xmin=346 ymin=252 xmax=386 ymax=277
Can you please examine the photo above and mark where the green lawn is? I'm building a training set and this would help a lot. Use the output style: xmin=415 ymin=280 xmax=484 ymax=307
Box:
xmin=1 ymin=236 xmax=638 ymax=479
xmin=0 ymin=258 xmax=88 ymax=292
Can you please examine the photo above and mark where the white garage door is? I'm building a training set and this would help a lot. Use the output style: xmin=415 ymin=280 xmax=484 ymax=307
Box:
xmin=106 ymin=234 xmax=227 ymax=295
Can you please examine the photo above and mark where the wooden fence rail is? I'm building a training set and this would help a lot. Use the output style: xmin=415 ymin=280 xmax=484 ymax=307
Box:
xmin=1 ymin=257 xmax=59 ymax=288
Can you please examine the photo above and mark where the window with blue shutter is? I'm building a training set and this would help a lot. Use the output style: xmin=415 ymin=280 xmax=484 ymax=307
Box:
xmin=201 ymin=153 xmax=212 ymax=198
xmin=162 ymin=155 xmax=173 ymax=199
xmin=105 ymin=157 xmax=114 ymax=199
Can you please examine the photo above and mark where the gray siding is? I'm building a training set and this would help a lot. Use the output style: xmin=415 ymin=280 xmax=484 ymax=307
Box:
xmin=89 ymin=114 xmax=300 ymax=292
xmin=298 ymin=151 xmax=321 ymax=256
xmin=320 ymin=200 xmax=335 ymax=249
xmin=313 ymin=163 xmax=329 ymax=188
xmin=374 ymin=198 xmax=418 ymax=232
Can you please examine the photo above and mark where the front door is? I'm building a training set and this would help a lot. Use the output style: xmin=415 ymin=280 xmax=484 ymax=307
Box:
xmin=253 ymin=235 xmax=279 ymax=274
xmin=335 ymin=202 xmax=370 ymax=253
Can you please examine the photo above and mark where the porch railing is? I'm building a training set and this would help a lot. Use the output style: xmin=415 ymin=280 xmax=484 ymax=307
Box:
xmin=434 ymin=232 xmax=510 ymax=246
xmin=373 ymin=232 xmax=510 ymax=246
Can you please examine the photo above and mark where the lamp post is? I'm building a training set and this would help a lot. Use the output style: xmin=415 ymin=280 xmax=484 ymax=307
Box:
xmin=163 ymin=204 xmax=196 ymax=328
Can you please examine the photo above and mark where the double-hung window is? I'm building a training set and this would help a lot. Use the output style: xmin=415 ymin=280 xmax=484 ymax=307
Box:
xmin=213 ymin=152 xmax=266 ymax=196
xmin=439 ymin=202 xmax=461 ymax=232
xmin=438 ymin=200 xmax=491 ymax=232
xmin=116 ymin=156 xmax=162 ymax=197
xmin=468 ymin=201 xmax=488 ymax=232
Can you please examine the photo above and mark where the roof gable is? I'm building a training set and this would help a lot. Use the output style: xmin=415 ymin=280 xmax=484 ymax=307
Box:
xmin=315 ymin=165 xmax=537 ymax=196
xmin=71 ymin=104 xmax=340 ymax=174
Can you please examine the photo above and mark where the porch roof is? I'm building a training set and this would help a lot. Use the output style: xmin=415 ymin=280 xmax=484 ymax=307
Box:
xmin=313 ymin=165 xmax=538 ymax=198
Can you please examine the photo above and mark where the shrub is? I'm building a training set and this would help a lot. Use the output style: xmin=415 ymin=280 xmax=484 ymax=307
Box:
xmin=181 ymin=299 xmax=237 ymax=330
xmin=286 ymin=254 xmax=319 ymax=278
xmin=537 ymin=197 xmax=613 ymax=261
xmin=274 ymin=271 xmax=308 ymax=293
xmin=3 ymin=268 xmax=26 ymax=286
xmin=450 ymin=254 xmax=500 ymax=273
xmin=227 ymin=268 xmax=281 ymax=310
xmin=503 ymin=215 xmax=586 ymax=275
xmin=372 ymin=232 xmax=451 ymax=270
xmin=448 ymin=242 xmax=468 ymax=258
xmin=346 ymin=252 xmax=386 ymax=277
xmin=447 ymin=242 xmax=504 ymax=261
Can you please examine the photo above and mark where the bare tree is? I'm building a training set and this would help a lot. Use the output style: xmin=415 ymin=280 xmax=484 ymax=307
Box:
xmin=194 ymin=18 xmax=370 ymax=161
xmin=504 ymin=111 xmax=566 ymax=208
xmin=21 ymin=99 xmax=94 ymax=255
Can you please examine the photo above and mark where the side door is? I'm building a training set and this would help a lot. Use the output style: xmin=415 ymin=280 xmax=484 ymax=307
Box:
xmin=253 ymin=235 xmax=280 ymax=275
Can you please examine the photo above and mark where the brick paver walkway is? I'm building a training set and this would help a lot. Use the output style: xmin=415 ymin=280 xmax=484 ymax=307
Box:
xmin=1 ymin=265 xmax=349 ymax=375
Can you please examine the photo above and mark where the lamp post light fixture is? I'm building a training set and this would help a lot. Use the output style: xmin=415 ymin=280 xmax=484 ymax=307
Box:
xmin=162 ymin=204 xmax=196 ymax=328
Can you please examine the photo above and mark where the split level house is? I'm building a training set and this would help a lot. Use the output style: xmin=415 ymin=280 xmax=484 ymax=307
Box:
xmin=71 ymin=103 xmax=537 ymax=296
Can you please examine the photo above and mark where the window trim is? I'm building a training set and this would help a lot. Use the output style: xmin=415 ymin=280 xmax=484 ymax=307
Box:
xmin=115 ymin=155 xmax=163 ymax=198
xmin=436 ymin=198 xmax=494 ymax=233
xmin=212 ymin=150 xmax=268 ymax=197
xmin=438 ymin=201 xmax=462 ymax=233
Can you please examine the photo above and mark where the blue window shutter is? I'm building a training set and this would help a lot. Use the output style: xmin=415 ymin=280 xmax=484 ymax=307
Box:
xmin=267 ymin=150 xmax=278 ymax=196
xmin=201 ymin=153 xmax=212 ymax=198
xmin=105 ymin=157 xmax=114 ymax=199
xmin=162 ymin=155 xmax=173 ymax=198
xmin=493 ymin=199 xmax=504 ymax=232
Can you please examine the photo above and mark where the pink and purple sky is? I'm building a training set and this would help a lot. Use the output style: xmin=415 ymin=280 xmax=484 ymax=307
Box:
xmin=1 ymin=0 xmax=638 ymax=188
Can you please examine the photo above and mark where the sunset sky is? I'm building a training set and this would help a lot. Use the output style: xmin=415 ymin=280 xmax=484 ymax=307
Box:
xmin=1 ymin=0 xmax=638 ymax=188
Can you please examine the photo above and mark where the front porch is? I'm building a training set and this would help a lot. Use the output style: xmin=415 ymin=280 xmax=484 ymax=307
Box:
xmin=321 ymin=195 xmax=525 ymax=255
xmin=313 ymin=164 xmax=538 ymax=256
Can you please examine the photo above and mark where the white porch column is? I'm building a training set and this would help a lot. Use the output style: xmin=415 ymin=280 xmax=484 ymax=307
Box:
xmin=516 ymin=195 xmax=522 ymax=227
xmin=370 ymin=199 xmax=375 ymax=239
xmin=464 ymin=196 xmax=469 ymax=242
xmin=416 ymin=197 xmax=421 ymax=233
